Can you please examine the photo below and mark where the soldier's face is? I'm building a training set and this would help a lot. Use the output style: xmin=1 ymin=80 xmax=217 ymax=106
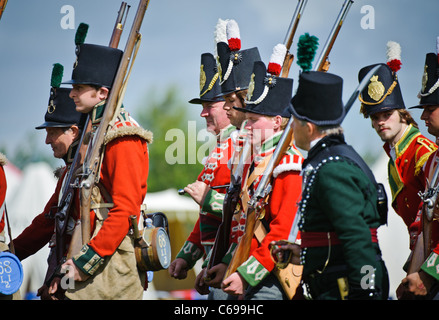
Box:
xmin=45 ymin=127 xmax=77 ymax=159
xmin=223 ymin=92 xmax=246 ymax=128
xmin=421 ymin=105 xmax=439 ymax=137
xmin=69 ymin=85 xmax=108 ymax=113
xmin=370 ymin=109 xmax=407 ymax=144
xmin=245 ymin=113 xmax=279 ymax=147
xmin=292 ymin=117 xmax=312 ymax=151
xmin=200 ymin=100 xmax=230 ymax=135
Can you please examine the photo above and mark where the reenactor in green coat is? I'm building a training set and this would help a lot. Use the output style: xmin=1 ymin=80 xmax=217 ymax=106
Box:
xmin=273 ymin=71 xmax=390 ymax=300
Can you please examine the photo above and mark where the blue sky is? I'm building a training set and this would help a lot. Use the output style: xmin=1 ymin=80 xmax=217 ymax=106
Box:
xmin=1 ymin=0 xmax=438 ymax=167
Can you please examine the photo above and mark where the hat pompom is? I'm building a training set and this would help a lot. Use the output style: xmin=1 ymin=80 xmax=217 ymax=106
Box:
xmin=50 ymin=63 xmax=64 ymax=88
xmin=226 ymin=20 xmax=241 ymax=51
xmin=75 ymin=23 xmax=89 ymax=46
xmin=297 ymin=33 xmax=319 ymax=72
xmin=267 ymin=44 xmax=287 ymax=76
xmin=386 ymin=41 xmax=402 ymax=73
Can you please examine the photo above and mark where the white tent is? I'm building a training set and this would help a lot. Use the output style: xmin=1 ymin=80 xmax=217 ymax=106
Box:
xmin=143 ymin=188 xmax=199 ymax=220
xmin=372 ymin=152 xmax=411 ymax=299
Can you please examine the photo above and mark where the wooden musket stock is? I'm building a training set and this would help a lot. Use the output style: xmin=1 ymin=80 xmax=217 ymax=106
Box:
xmin=0 ymin=0 xmax=8 ymax=20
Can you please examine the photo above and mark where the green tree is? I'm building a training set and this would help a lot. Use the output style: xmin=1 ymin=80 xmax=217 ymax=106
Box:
xmin=135 ymin=86 xmax=213 ymax=192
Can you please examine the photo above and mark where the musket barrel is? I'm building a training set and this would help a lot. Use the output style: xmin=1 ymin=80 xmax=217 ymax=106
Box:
xmin=109 ymin=2 xmax=128 ymax=48
xmin=314 ymin=0 xmax=353 ymax=72
xmin=283 ymin=0 xmax=308 ymax=50
xmin=281 ymin=0 xmax=308 ymax=78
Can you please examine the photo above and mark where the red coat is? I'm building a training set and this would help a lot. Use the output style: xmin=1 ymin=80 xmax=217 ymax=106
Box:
xmin=70 ymin=108 xmax=152 ymax=277
xmin=88 ymin=135 xmax=149 ymax=257
xmin=383 ymin=125 xmax=437 ymax=244
xmin=0 ymin=165 xmax=6 ymax=234
xmin=177 ymin=125 xmax=235 ymax=267
xmin=230 ymin=132 xmax=303 ymax=287
xmin=416 ymin=149 xmax=439 ymax=282
xmin=419 ymin=151 xmax=439 ymax=256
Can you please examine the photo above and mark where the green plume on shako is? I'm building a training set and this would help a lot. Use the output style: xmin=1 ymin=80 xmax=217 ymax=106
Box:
xmin=296 ymin=33 xmax=319 ymax=72
xmin=75 ymin=22 xmax=89 ymax=46
xmin=50 ymin=63 xmax=64 ymax=88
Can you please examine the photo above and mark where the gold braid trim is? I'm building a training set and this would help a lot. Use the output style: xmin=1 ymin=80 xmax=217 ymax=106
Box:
xmin=199 ymin=73 xmax=219 ymax=98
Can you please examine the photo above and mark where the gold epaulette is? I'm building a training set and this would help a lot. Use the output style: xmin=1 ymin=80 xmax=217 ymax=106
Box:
xmin=415 ymin=137 xmax=438 ymax=175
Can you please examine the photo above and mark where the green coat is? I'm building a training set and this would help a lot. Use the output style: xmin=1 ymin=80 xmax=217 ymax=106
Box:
xmin=298 ymin=134 xmax=389 ymax=300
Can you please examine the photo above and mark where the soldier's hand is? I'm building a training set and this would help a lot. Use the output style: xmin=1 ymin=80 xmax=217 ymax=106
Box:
xmin=194 ymin=268 xmax=210 ymax=295
xmin=38 ymin=284 xmax=57 ymax=300
xmin=184 ymin=181 xmax=209 ymax=205
xmin=222 ymin=272 xmax=247 ymax=296
xmin=402 ymin=272 xmax=429 ymax=296
xmin=61 ymin=259 xmax=90 ymax=282
xmin=270 ymin=240 xmax=301 ymax=265
xmin=169 ymin=258 xmax=189 ymax=279
xmin=204 ymin=263 xmax=227 ymax=288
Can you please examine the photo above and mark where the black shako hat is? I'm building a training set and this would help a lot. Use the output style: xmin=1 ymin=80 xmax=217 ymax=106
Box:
xmin=215 ymin=19 xmax=261 ymax=96
xmin=36 ymin=64 xmax=82 ymax=130
xmin=358 ymin=63 xmax=405 ymax=117
xmin=189 ymin=53 xmax=225 ymax=104
xmin=64 ymin=44 xmax=123 ymax=88
xmin=411 ymin=52 xmax=439 ymax=109
xmin=290 ymin=71 xmax=344 ymax=126
xmin=63 ymin=23 xmax=123 ymax=88
xmin=234 ymin=58 xmax=293 ymax=118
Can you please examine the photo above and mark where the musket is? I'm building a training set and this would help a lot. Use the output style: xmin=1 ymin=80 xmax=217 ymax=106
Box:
xmin=407 ymin=158 xmax=439 ymax=275
xmin=221 ymin=1 xmax=309 ymax=280
xmin=225 ymin=1 xmax=356 ymax=281
xmin=109 ymin=2 xmax=130 ymax=48
xmin=206 ymin=139 xmax=251 ymax=275
xmin=0 ymin=0 xmax=8 ymax=20
xmin=314 ymin=0 xmax=353 ymax=72
xmin=177 ymin=184 xmax=229 ymax=195
xmin=281 ymin=0 xmax=308 ymax=78
xmin=79 ymin=0 xmax=150 ymax=245
xmin=54 ymin=114 xmax=90 ymax=265
xmin=46 ymin=2 xmax=131 ymax=286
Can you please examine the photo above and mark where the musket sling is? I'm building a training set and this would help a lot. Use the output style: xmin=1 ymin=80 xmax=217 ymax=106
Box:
xmin=237 ymin=154 xmax=302 ymax=299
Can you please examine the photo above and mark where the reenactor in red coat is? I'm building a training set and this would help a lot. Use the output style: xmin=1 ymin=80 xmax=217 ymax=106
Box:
xmin=12 ymin=63 xmax=83 ymax=300
xmin=358 ymin=41 xmax=437 ymax=251
xmin=0 ymin=153 xmax=7 ymax=248
xmin=221 ymin=48 xmax=303 ymax=299
xmin=60 ymin=24 xmax=152 ymax=300
xmin=169 ymin=51 xmax=234 ymax=294
xmin=401 ymin=42 xmax=439 ymax=299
